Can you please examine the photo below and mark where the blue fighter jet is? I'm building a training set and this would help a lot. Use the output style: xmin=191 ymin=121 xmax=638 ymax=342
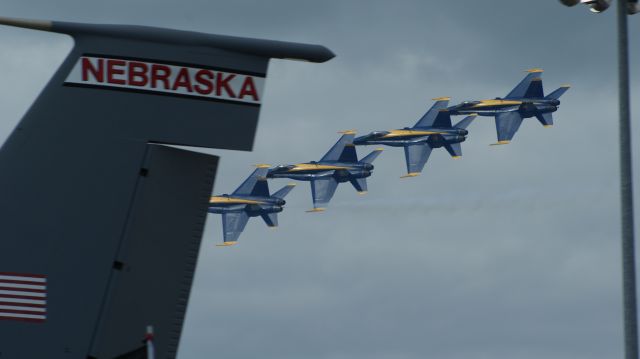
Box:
xmin=267 ymin=131 xmax=383 ymax=212
xmin=208 ymin=165 xmax=296 ymax=246
xmin=448 ymin=69 xmax=570 ymax=145
xmin=353 ymin=97 xmax=476 ymax=178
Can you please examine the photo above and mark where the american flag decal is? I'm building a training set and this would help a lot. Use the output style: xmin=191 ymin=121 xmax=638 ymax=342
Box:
xmin=0 ymin=272 xmax=46 ymax=323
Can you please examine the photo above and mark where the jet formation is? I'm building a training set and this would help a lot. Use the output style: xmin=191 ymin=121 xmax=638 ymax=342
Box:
xmin=208 ymin=69 xmax=569 ymax=245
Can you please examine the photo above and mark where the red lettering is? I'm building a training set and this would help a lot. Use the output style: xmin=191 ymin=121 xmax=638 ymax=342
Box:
xmin=82 ymin=58 xmax=103 ymax=82
xmin=215 ymin=73 xmax=236 ymax=98
xmin=128 ymin=61 xmax=148 ymax=87
xmin=151 ymin=64 xmax=171 ymax=90
xmin=171 ymin=68 xmax=193 ymax=92
xmin=238 ymin=76 xmax=259 ymax=101
xmin=194 ymin=70 xmax=214 ymax=95
xmin=107 ymin=59 xmax=126 ymax=85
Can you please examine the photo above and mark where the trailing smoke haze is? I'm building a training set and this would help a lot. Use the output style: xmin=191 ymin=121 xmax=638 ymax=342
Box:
xmin=0 ymin=1 xmax=639 ymax=358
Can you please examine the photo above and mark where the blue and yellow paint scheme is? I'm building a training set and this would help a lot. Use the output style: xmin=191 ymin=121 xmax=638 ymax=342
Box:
xmin=208 ymin=165 xmax=296 ymax=246
xmin=448 ymin=68 xmax=570 ymax=144
xmin=267 ymin=131 xmax=382 ymax=212
xmin=353 ymin=97 xmax=476 ymax=177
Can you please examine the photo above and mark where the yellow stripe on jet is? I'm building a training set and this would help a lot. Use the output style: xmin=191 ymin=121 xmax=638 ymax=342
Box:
xmin=209 ymin=196 xmax=266 ymax=205
xmin=287 ymin=163 xmax=350 ymax=172
xmin=382 ymin=129 xmax=443 ymax=138
xmin=472 ymin=99 xmax=522 ymax=107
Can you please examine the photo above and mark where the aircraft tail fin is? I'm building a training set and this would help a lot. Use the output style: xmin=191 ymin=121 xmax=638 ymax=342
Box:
xmin=272 ymin=183 xmax=296 ymax=199
xmin=505 ymin=68 xmax=543 ymax=99
xmin=545 ymin=85 xmax=570 ymax=100
xmin=232 ymin=166 xmax=270 ymax=196
xmin=454 ymin=114 xmax=477 ymax=129
xmin=413 ymin=97 xmax=450 ymax=127
xmin=360 ymin=148 xmax=383 ymax=164
xmin=320 ymin=132 xmax=356 ymax=162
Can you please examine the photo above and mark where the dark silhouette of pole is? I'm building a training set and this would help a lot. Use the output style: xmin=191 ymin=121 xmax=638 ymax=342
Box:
xmin=617 ymin=0 xmax=638 ymax=358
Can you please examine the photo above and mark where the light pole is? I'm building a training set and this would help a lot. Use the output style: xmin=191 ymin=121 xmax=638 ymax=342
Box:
xmin=559 ymin=1 xmax=638 ymax=358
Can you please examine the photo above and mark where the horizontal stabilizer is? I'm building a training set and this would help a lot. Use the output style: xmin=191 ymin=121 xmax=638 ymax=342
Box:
xmin=350 ymin=178 xmax=368 ymax=193
xmin=545 ymin=85 xmax=570 ymax=100
xmin=360 ymin=148 xmax=383 ymax=164
xmin=444 ymin=143 xmax=462 ymax=158
xmin=454 ymin=114 xmax=477 ymax=129
xmin=261 ymin=213 xmax=278 ymax=227
xmin=536 ymin=112 xmax=554 ymax=127
xmin=273 ymin=183 xmax=296 ymax=199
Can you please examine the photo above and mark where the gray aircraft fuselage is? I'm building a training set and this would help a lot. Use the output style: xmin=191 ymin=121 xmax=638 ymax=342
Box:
xmin=448 ymin=98 xmax=559 ymax=117
xmin=354 ymin=127 xmax=467 ymax=148
xmin=268 ymin=161 xmax=373 ymax=182
xmin=208 ymin=194 xmax=285 ymax=216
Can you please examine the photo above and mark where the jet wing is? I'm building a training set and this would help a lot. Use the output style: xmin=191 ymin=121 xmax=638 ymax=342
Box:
xmin=494 ymin=112 xmax=524 ymax=144
xmin=232 ymin=167 xmax=270 ymax=196
xmin=309 ymin=177 xmax=339 ymax=210
xmin=320 ymin=133 xmax=356 ymax=162
xmin=403 ymin=143 xmax=432 ymax=176
xmin=505 ymin=69 xmax=543 ymax=99
xmin=221 ymin=211 xmax=250 ymax=244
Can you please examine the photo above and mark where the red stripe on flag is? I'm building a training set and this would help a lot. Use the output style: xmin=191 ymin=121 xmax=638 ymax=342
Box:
xmin=0 ymin=316 xmax=45 ymax=323
xmin=0 ymin=294 xmax=46 ymax=300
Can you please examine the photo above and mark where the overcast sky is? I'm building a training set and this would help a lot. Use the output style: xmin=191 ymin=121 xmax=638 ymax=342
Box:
xmin=1 ymin=1 xmax=640 ymax=358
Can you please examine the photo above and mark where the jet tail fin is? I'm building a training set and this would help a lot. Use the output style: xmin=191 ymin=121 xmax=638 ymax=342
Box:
xmin=272 ymin=183 xmax=296 ymax=199
xmin=454 ymin=114 xmax=477 ymax=129
xmin=360 ymin=148 xmax=383 ymax=164
xmin=545 ymin=85 xmax=570 ymax=100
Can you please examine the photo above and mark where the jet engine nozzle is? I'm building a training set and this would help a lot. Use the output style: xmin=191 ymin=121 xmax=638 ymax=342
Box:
xmin=275 ymin=199 xmax=286 ymax=206
xmin=362 ymin=163 xmax=374 ymax=171
xmin=549 ymin=99 xmax=560 ymax=106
